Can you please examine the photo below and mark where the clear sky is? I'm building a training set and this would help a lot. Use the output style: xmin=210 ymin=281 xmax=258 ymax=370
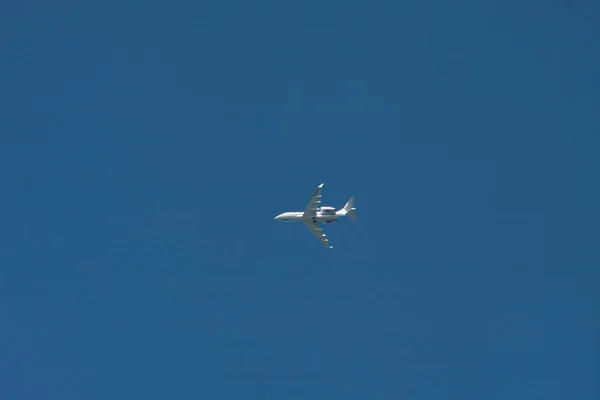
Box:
xmin=1 ymin=1 xmax=598 ymax=399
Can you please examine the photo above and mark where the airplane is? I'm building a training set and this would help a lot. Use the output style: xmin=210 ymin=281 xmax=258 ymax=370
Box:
xmin=274 ymin=183 xmax=357 ymax=248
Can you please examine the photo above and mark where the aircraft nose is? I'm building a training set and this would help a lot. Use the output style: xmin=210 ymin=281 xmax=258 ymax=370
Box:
xmin=275 ymin=213 xmax=286 ymax=221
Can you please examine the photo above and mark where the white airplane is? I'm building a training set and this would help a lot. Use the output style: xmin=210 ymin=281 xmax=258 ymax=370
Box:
xmin=274 ymin=183 xmax=357 ymax=248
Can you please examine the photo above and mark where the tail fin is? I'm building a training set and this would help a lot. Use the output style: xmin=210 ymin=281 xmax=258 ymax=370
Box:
xmin=343 ymin=197 xmax=357 ymax=222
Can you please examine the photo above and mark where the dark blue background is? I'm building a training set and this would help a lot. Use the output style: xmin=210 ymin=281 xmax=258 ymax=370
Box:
xmin=1 ymin=1 xmax=598 ymax=398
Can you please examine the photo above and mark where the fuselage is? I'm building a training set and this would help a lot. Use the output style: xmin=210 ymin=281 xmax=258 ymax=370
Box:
xmin=274 ymin=210 xmax=342 ymax=224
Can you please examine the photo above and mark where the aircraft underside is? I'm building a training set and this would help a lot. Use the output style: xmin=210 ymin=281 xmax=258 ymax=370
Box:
xmin=275 ymin=183 xmax=356 ymax=248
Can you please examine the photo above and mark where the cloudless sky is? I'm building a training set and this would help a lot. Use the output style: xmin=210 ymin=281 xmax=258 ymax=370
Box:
xmin=1 ymin=1 xmax=598 ymax=399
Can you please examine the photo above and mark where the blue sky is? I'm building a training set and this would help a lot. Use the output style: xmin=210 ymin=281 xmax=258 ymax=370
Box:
xmin=1 ymin=1 xmax=598 ymax=399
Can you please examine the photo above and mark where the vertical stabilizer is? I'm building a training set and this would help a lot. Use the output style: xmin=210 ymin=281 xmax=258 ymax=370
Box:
xmin=342 ymin=197 xmax=357 ymax=222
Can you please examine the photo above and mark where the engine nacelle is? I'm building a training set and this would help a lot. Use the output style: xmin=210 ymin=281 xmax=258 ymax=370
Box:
xmin=323 ymin=219 xmax=337 ymax=224
xmin=320 ymin=206 xmax=336 ymax=214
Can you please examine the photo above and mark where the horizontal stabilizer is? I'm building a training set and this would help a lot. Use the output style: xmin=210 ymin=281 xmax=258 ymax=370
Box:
xmin=343 ymin=197 xmax=357 ymax=222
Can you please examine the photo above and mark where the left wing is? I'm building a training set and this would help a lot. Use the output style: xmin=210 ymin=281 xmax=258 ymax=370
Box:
xmin=304 ymin=220 xmax=333 ymax=248
xmin=303 ymin=183 xmax=324 ymax=219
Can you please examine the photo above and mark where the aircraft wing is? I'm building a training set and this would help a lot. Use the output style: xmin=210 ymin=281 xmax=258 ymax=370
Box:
xmin=304 ymin=220 xmax=333 ymax=248
xmin=303 ymin=183 xmax=324 ymax=219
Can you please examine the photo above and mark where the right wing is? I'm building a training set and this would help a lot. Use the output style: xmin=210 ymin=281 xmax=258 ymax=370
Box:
xmin=303 ymin=183 xmax=324 ymax=219
xmin=304 ymin=220 xmax=333 ymax=249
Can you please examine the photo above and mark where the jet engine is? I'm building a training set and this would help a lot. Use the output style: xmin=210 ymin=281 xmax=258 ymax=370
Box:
xmin=323 ymin=219 xmax=337 ymax=224
xmin=320 ymin=206 xmax=336 ymax=214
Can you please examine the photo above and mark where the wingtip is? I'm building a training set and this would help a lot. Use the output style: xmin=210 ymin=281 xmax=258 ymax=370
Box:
xmin=318 ymin=183 xmax=324 ymax=188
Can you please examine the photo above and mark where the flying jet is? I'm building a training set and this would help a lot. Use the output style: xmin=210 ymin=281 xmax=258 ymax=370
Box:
xmin=274 ymin=183 xmax=356 ymax=248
